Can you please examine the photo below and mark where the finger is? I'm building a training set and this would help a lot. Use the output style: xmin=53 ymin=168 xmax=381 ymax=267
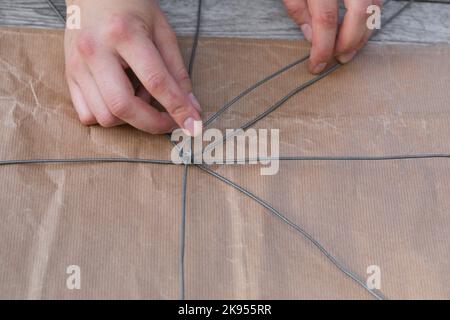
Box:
xmin=307 ymin=0 xmax=339 ymax=74
xmin=74 ymin=63 xmax=123 ymax=128
xmin=356 ymin=27 xmax=374 ymax=51
xmin=86 ymin=51 xmax=177 ymax=134
xmin=283 ymin=0 xmax=313 ymax=42
xmin=153 ymin=19 xmax=201 ymax=112
xmin=335 ymin=0 xmax=373 ymax=64
xmin=67 ymin=80 xmax=96 ymax=126
xmin=117 ymin=35 xmax=201 ymax=136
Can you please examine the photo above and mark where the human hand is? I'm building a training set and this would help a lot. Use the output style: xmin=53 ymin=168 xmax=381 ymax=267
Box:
xmin=65 ymin=0 xmax=202 ymax=136
xmin=283 ymin=0 xmax=382 ymax=74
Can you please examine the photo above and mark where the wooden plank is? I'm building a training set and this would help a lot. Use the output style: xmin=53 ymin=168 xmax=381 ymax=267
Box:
xmin=0 ymin=0 xmax=449 ymax=43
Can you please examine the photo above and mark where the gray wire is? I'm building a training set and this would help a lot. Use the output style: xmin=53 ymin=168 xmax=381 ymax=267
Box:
xmin=232 ymin=153 xmax=450 ymax=163
xmin=2 ymin=152 xmax=450 ymax=168
xmin=46 ymin=0 xmax=66 ymax=25
xmin=372 ymin=0 xmax=413 ymax=39
xmin=0 ymin=158 xmax=173 ymax=166
xmin=188 ymin=0 xmax=202 ymax=77
xmin=35 ymin=0 xmax=415 ymax=300
xmin=44 ymin=0 xmax=195 ymax=301
xmin=241 ymin=63 xmax=341 ymax=131
xmin=238 ymin=0 xmax=414 ymax=133
xmin=178 ymin=0 xmax=203 ymax=301
xmin=199 ymin=0 xmax=413 ymax=160
xmin=180 ymin=165 xmax=189 ymax=300
xmin=192 ymin=1 xmax=415 ymax=300
xmin=198 ymin=64 xmax=340 ymax=158
xmin=203 ymin=0 xmax=398 ymax=129
xmin=204 ymin=55 xmax=309 ymax=127
xmin=197 ymin=164 xmax=384 ymax=300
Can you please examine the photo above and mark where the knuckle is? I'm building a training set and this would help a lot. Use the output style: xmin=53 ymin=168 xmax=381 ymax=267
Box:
xmin=169 ymin=104 xmax=188 ymax=119
xmin=315 ymin=10 xmax=338 ymax=28
xmin=76 ymin=32 xmax=96 ymax=57
xmin=147 ymin=114 xmax=172 ymax=135
xmin=145 ymin=71 xmax=168 ymax=93
xmin=107 ymin=95 xmax=130 ymax=118
xmin=106 ymin=14 xmax=133 ymax=42
xmin=165 ymin=90 xmax=186 ymax=113
xmin=175 ymin=67 xmax=190 ymax=83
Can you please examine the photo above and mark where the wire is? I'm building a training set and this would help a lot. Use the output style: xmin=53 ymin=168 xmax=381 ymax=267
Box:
xmin=32 ymin=0 xmax=416 ymax=300
xmin=199 ymin=0 xmax=414 ymax=160
xmin=197 ymin=164 xmax=384 ymax=300
xmin=179 ymin=165 xmax=189 ymax=300
xmin=178 ymin=0 xmax=203 ymax=301
xmin=43 ymin=0 xmax=196 ymax=299
xmin=204 ymin=0 xmax=411 ymax=133
xmin=210 ymin=153 xmax=450 ymax=164
xmin=204 ymin=55 xmax=309 ymax=127
xmin=0 ymin=158 xmax=173 ymax=166
xmin=46 ymin=0 xmax=66 ymax=25
xmin=193 ymin=0 xmax=415 ymax=300
xmin=188 ymin=0 xmax=203 ymax=77
xmin=239 ymin=0 xmax=414 ymax=133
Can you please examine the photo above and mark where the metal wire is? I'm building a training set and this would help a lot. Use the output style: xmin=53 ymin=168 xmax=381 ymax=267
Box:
xmin=203 ymin=55 xmax=309 ymax=127
xmin=180 ymin=164 xmax=189 ymax=300
xmin=46 ymin=0 xmax=66 ymax=24
xmin=191 ymin=0 xmax=415 ymax=301
xmin=207 ymin=0 xmax=414 ymax=156
xmin=217 ymin=153 xmax=450 ymax=164
xmin=29 ymin=0 xmax=418 ymax=300
xmin=199 ymin=0 xmax=413 ymax=160
xmin=197 ymin=164 xmax=384 ymax=300
xmin=188 ymin=0 xmax=203 ymax=77
xmin=0 ymin=158 xmax=173 ymax=166
xmin=203 ymin=0 xmax=399 ymax=128
xmin=178 ymin=0 xmax=203 ymax=300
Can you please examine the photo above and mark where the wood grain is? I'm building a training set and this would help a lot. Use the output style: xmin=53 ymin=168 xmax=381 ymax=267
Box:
xmin=0 ymin=0 xmax=449 ymax=43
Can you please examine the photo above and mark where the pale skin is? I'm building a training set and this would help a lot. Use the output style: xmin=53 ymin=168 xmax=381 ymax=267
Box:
xmin=65 ymin=0 xmax=382 ymax=135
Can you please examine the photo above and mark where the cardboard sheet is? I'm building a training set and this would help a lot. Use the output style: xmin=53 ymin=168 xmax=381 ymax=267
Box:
xmin=0 ymin=27 xmax=449 ymax=299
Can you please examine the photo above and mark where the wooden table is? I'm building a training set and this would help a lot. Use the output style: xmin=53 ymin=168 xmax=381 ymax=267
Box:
xmin=0 ymin=0 xmax=449 ymax=44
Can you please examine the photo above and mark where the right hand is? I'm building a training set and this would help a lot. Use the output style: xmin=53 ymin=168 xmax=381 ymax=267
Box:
xmin=283 ymin=0 xmax=382 ymax=74
xmin=64 ymin=0 xmax=202 ymax=136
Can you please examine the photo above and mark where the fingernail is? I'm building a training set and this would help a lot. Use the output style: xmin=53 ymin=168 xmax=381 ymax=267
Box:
xmin=183 ymin=117 xmax=203 ymax=137
xmin=300 ymin=24 xmax=312 ymax=42
xmin=312 ymin=62 xmax=327 ymax=74
xmin=337 ymin=51 xmax=357 ymax=64
xmin=188 ymin=93 xmax=202 ymax=112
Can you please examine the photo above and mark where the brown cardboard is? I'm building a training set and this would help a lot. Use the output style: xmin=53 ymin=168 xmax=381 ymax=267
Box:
xmin=0 ymin=27 xmax=449 ymax=299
